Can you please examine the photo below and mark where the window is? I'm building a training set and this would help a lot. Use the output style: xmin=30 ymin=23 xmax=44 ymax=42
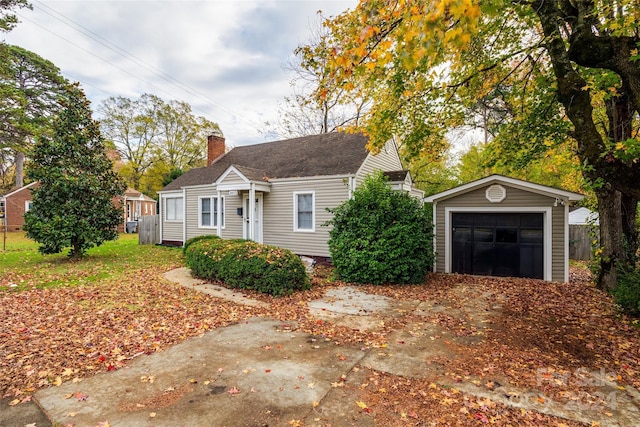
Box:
xmin=165 ymin=197 xmax=183 ymax=221
xmin=25 ymin=200 xmax=33 ymax=212
xmin=294 ymin=192 xmax=314 ymax=231
xmin=199 ymin=196 xmax=224 ymax=228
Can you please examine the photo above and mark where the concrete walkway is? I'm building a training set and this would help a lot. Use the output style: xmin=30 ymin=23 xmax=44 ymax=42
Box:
xmin=15 ymin=268 xmax=640 ymax=426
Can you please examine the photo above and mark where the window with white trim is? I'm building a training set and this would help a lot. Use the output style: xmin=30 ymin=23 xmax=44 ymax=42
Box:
xmin=199 ymin=196 xmax=224 ymax=228
xmin=294 ymin=192 xmax=314 ymax=231
xmin=25 ymin=200 xmax=33 ymax=212
xmin=165 ymin=197 xmax=183 ymax=221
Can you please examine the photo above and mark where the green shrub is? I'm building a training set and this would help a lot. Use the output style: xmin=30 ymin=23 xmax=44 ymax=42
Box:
xmin=613 ymin=268 xmax=640 ymax=316
xmin=326 ymin=170 xmax=434 ymax=285
xmin=184 ymin=238 xmax=311 ymax=296
xmin=183 ymin=235 xmax=221 ymax=254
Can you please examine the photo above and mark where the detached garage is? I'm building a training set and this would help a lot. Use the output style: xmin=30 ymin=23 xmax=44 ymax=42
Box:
xmin=425 ymin=175 xmax=583 ymax=282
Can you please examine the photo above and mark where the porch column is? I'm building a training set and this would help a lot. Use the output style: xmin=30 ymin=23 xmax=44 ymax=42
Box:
xmin=216 ymin=190 xmax=222 ymax=237
xmin=249 ymin=183 xmax=256 ymax=241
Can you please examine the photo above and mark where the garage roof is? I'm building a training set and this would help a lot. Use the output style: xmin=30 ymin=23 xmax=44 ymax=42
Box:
xmin=424 ymin=175 xmax=584 ymax=203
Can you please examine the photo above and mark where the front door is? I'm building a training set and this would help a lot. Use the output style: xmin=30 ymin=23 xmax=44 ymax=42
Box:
xmin=243 ymin=193 xmax=263 ymax=243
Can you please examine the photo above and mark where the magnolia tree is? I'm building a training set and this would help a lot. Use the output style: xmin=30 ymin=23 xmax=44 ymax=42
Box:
xmin=24 ymin=85 xmax=125 ymax=257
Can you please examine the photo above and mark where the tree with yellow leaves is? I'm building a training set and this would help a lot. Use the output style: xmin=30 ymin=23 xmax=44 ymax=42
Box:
xmin=312 ymin=0 xmax=640 ymax=293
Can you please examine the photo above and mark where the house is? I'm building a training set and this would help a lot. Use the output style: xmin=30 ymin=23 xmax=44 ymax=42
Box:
xmin=0 ymin=182 xmax=155 ymax=233
xmin=424 ymin=175 xmax=583 ymax=282
xmin=568 ymin=206 xmax=599 ymax=225
xmin=0 ymin=182 xmax=38 ymax=231
xmin=115 ymin=188 xmax=157 ymax=233
xmin=158 ymin=132 xmax=424 ymax=258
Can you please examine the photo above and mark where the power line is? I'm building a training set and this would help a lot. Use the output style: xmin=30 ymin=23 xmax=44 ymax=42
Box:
xmin=16 ymin=12 xmax=189 ymax=103
xmin=17 ymin=2 xmax=264 ymax=129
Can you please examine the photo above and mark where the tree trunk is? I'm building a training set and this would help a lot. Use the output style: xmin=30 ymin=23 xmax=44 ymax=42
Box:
xmin=534 ymin=1 xmax=639 ymax=291
xmin=14 ymin=150 xmax=24 ymax=188
xmin=596 ymin=188 xmax=639 ymax=292
xmin=596 ymin=96 xmax=639 ymax=291
xmin=621 ymin=192 xmax=639 ymax=263
xmin=596 ymin=188 xmax=623 ymax=291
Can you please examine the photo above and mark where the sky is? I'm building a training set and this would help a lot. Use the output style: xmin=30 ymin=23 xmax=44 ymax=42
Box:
xmin=2 ymin=0 xmax=357 ymax=147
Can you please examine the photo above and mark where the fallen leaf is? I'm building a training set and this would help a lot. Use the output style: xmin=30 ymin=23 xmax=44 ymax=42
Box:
xmin=356 ymin=400 xmax=371 ymax=412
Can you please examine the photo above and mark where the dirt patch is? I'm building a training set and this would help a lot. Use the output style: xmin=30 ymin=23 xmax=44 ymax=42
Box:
xmin=117 ymin=383 xmax=194 ymax=412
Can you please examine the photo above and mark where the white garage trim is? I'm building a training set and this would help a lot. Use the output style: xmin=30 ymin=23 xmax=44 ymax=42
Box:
xmin=444 ymin=207 xmax=553 ymax=281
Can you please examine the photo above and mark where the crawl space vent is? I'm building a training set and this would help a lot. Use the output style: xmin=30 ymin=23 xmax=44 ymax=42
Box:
xmin=485 ymin=184 xmax=506 ymax=203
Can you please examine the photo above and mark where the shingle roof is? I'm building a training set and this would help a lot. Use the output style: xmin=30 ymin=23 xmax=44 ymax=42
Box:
xmin=123 ymin=187 xmax=157 ymax=202
xmin=161 ymin=132 xmax=370 ymax=191
xmin=383 ymin=170 xmax=409 ymax=182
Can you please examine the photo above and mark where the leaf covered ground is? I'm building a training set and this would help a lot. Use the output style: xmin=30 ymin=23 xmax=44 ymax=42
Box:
xmin=1 ymin=253 xmax=639 ymax=426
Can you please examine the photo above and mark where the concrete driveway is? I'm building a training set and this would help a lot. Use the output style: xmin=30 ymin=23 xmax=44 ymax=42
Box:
xmin=6 ymin=268 xmax=637 ymax=426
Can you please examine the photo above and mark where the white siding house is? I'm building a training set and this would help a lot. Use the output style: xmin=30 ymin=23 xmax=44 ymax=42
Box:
xmin=158 ymin=133 xmax=423 ymax=258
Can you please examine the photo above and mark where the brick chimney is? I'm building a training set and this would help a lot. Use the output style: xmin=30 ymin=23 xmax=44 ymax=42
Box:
xmin=207 ymin=134 xmax=225 ymax=166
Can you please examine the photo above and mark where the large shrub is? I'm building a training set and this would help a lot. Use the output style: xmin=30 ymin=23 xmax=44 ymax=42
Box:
xmin=326 ymin=171 xmax=433 ymax=285
xmin=184 ymin=236 xmax=311 ymax=296
xmin=612 ymin=268 xmax=640 ymax=316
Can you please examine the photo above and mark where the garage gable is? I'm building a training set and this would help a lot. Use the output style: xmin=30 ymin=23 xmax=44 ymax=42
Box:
xmin=425 ymin=175 xmax=583 ymax=282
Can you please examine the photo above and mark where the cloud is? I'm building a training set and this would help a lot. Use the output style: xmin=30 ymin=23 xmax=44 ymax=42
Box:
xmin=3 ymin=0 xmax=356 ymax=146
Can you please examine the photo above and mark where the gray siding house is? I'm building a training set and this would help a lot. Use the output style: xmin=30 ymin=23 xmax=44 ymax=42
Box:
xmin=425 ymin=175 xmax=583 ymax=282
xmin=158 ymin=132 xmax=423 ymax=258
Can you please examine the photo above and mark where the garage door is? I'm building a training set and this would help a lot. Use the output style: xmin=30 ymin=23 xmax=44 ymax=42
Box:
xmin=451 ymin=213 xmax=543 ymax=279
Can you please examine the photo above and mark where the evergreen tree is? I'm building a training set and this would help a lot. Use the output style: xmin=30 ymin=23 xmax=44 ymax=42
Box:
xmin=24 ymin=84 xmax=126 ymax=257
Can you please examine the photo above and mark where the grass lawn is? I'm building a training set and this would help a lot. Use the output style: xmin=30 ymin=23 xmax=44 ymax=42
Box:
xmin=0 ymin=232 xmax=182 ymax=291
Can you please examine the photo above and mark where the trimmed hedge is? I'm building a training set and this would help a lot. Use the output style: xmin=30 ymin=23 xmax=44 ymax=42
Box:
xmin=184 ymin=235 xmax=311 ymax=296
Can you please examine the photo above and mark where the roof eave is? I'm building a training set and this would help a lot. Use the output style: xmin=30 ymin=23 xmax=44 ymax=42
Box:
xmin=424 ymin=175 xmax=584 ymax=203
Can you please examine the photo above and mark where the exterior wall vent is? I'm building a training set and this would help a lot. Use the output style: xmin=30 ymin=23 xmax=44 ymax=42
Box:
xmin=485 ymin=184 xmax=506 ymax=203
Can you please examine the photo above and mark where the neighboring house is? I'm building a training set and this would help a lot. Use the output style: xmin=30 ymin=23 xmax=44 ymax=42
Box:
xmin=425 ymin=175 xmax=583 ymax=282
xmin=115 ymin=188 xmax=158 ymax=233
xmin=568 ymin=206 xmax=599 ymax=225
xmin=0 ymin=182 xmax=38 ymax=231
xmin=158 ymin=132 xmax=424 ymax=258
xmin=0 ymin=182 xmax=155 ymax=233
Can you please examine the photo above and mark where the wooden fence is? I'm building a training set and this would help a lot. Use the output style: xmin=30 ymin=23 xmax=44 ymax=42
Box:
xmin=138 ymin=215 xmax=159 ymax=245
xmin=569 ymin=224 xmax=597 ymax=261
